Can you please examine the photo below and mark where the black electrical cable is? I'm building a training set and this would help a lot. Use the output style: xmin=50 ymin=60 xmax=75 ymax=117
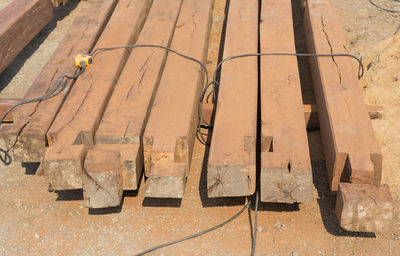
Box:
xmin=0 ymin=67 xmax=86 ymax=165
xmin=251 ymin=192 xmax=259 ymax=256
xmin=196 ymin=52 xmax=365 ymax=145
xmin=134 ymin=199 xmax=252 ymax=256
xmin=369 ymin=0 xmax=400 ymax=13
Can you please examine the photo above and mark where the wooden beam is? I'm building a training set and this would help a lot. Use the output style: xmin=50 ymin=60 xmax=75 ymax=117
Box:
xmin=0 ymin=98 xmax=21 ymax=123
xmin=304 ymin=0 xmax=382 ymax=191
xmin=304 ymin=104 xmax=383 ymax=129
xmin=42 ymin=0 xmax=152 ymax=190
xmin=143 ymin=0 xmax=214 ymax=198
xmin=0 ymin=0 xmax=118 ymax=162
xmin=0 ymin=0 xmax=53 ymax=74
xmin=201 ymin=103 xmax=383 ymax=130
xmin=83 ymin=149 xmax=123 ymax=209
xmin=336 ymin=182 xmax=394 ymax=233
xmin=207 ymin=0 xmax=258 ymax=197
xmin=260 ymin=0 xmax=312 ymax=203
xmin=83 ymin=0 xmax=183 ymax=206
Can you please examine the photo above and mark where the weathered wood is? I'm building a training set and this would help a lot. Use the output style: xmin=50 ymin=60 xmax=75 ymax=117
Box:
xmin=93 ymin=144 xmax=141 ymax=191
xmin=0 ymin=98 xmax=21 ymax=123
xmin=304 ymin=0 xmax=382 ymax=191
xmin=42 ymin=0 xmax=152 ymax=190
xmin=143 ymin=0 xmax=214 ymax=198
xmin=260 ymin=0 xmax=312 ymax=203
xmin=93 ymin=0 xmax=183 ymax=193
xmin=304 ymin=104 xmax=383 ymax=129
xmin=0 ymin=0 xmax=118 ymax=162
xmin=202 ymin=103 xmax=383 ymax=130
xmin=83 ymin=149 xmax=123 ymax=209
xmin=0 ymin=0 xmax=53 ymax=74
xmin=207 ymin=0 xmax=258 ymax=197
xmin=336 ymin=182 xmax=394 ymax=233
xmin=200 ymin=102 xmax=214 ymax=126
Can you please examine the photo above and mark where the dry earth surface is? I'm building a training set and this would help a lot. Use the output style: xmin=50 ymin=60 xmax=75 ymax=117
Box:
xmin=0 ymin=0 xmax=399 ymax=255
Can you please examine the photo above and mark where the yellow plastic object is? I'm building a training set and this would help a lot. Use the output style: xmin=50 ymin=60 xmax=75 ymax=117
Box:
xmin=75 ymin=54 xmax=93 ymax=68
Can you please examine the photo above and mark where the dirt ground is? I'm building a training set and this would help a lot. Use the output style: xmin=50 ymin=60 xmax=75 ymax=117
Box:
xmin=0 ymin=0 xmax=399 ymax=255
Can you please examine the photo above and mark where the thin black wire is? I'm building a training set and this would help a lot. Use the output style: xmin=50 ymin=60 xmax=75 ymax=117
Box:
xmin=369 ymin=0 xmax=400 ymax=13
xmin=134 ymin=200 xmax=252 ymax=256
xmin=0 ymin=67 xmax=85 ymax=165
xmin=91 ymin=44 xmax=211 ymax=126
xmin=196 ymin=52 xmax=365 ymax=145
xmin=91 ymin=44 xmax=213 ymax=145
xmin=251 ymin=192 xmax=259 ymax=256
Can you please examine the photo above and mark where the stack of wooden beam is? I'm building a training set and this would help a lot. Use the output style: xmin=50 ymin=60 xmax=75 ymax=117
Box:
xmin=207 ymin=0 xmax=394 ymax=233
xmin=0 ymin=0 xmax=394 ymax=233
xmin=0 ymin=0 xmax=213 ymax=204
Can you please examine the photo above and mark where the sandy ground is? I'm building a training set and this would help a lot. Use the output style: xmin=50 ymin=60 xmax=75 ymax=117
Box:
xmin=0 ymin=0 xmax=399 ymax=255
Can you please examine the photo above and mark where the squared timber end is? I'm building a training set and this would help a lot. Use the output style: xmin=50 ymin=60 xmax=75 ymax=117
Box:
xmin=94 ymin=144 xmax=142 ymax=190
xmin=336 ymin=182 xmax=394 ymax=233
xmin=207 ymin=164 xmax=256 ymax=198
xmin=42 ymin=144 xmax=87 ymax=190
xmin=83 ymin=149 xmax=123 ymax=209
xmin=143 ymin=161 xmax=186 ymax=198
xmin=260 ymin=152 xmax=313 ymax=203
xmin=0 ymin=123 xmax=47 ymax=162
xmin=143 ymin=176 xmax=186 ymax=198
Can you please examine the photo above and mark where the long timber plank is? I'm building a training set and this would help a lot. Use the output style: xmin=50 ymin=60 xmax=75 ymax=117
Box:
xmin=143 ymin=0 xmax=214 ymax=198
xmin=260 ymin=0 xmax=312 ymax=203
xmin=0 ymin=0 xmax=118 ymax=162
xmin=0 ymin=0 xmax=53 ymax=74
xmin=304 ymin=0 xmax=382 ymax=190
xmin=84 ymin=0 xmax=183 ymax=208
xmin=207 ymin=0 xmax=258 ymax=197
xmin=42 ymin=0 xmax=152 ymax=190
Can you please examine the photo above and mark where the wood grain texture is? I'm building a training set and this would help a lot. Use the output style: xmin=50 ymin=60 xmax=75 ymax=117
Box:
xmin=42 ymin=0 xmax=152 ymax=190
xmin=0 ymin=0 xmax=53 ymax=74
xmin=0 ymin=98 xmax=21 ymax=123
xmin=83 ymin=149 xmax=123 ymax=209
xmin=304 ymin=104 xmax=383 ymax=129
xmin=93 ymin=0 xmax=183 ymax=193
xmin=0 ymin=0 xmax=118 ymax=162
xmin=207 ymin=0 xmax=258 ymax=197
xmin=143 ymin=0 xmax=214 ymax=198
xmin=336 ymin=182 xmax=394 ymax=233
xmin=304 ymin=0 xmax=382 ymax=191
xmin=260 ymin=0 xmax=312 ymax=203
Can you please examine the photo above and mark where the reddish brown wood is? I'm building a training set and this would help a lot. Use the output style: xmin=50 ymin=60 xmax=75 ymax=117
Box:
xmin=143 ymin=0 xmax=214 ymax=198
xmin=207 ymin=0 xmax=258 ymax=197
xmin=304 ymin=104 xmax=383 ymax=129
xmin=0 ymin=0 xmax=118 ymax=162
xmin=42 ymin=0 xmax=152 ymax=190
xmin=0 ymin=98 xmax=21 ymax=123
xmin=0 ymin=0 xmax=53 ymax=74
xmin=304 ymin=0 xmax=382 ymax=191
xmin=260 ymin=0 xmax=312 ymax=203
xmin=92 ymin=0 xmax=183 ymax=193
xmin=336 ymin=182 xmax=394 ymax=233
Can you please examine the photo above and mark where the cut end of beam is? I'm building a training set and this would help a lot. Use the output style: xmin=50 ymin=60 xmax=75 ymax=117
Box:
xmin=0 ymin=126 xmax=46 ymax=162
xmin=94 ymin=144 xmax=142 ymax=191
xmin=83 ymin=149 xmax=123 ymax=209
xmin=336 ymin=182 xmax=394 ymax=233
xmin=42 ymin=144 xmax=87 ymax=190
xmin=260 ymin=153 xmax=313 ymax=203
xmin=143 ymin=176 xmax=186 ymax=198
xmin=207 ymin=164 xmax=256 ymax=197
